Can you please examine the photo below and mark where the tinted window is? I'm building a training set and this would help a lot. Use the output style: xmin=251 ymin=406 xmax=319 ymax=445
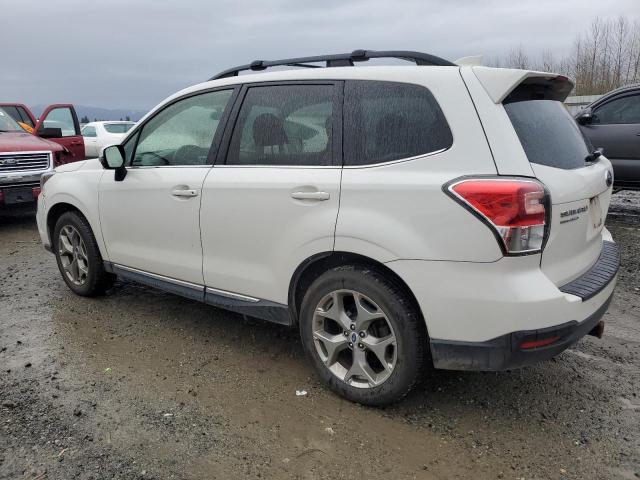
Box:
xmin=16 ymin=107 xmax=34 ymax=128
xmin=43 ymin=107 xmax=78 ymax=137
xmin=344 ymin=81 xmax=452 ymax=166
xmin=82 ymin=126 xmax=97 ymax=137
xmin=594 ymin=94 xmax=640 ymax=124
xmin=505 ymin=100 xmax=590 ymax=170
xmin=226 ymin=85 xmax=334 ymax=166
xmin=132 ymin=89 xmax=232 ymax=166
xmin=104 ymin=123 xmax=135 ymax=134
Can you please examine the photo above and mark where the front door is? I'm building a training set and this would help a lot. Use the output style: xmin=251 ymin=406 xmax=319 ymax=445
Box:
xmin=35 ymin=104 xmax=85 ymax=160
xmin=99 ymin=88 xmax=235 ymax=285
xmin=201 ymin=82 xmax=342 ymax=304
xmin=581 ymin=91 xmax=640 ymax=187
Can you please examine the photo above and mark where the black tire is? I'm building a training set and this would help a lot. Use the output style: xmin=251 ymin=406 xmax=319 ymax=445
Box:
xmin=299 ymin=265 xmax=426 ymax=406
xmin=53 ymin=211 xmax=115 ymax=296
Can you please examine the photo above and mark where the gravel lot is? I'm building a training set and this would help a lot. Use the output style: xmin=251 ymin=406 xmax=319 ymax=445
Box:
xmin=1 ymin=194 xmax=639 ymax=480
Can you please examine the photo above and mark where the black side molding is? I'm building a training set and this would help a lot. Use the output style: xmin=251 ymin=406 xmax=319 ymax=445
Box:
xmin=559 ymin=241 xmax=620 ymax=301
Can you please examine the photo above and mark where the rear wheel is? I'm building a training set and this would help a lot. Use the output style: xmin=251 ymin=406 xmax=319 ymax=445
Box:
xmin=53 ymin=212 xmax=115 ymax=296
xmin=299 ymin=265 xmax=426 ymax=406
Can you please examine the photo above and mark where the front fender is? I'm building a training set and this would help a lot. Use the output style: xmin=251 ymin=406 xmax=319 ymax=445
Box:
xmin=41 ymin=169 xmax=108 ymax=260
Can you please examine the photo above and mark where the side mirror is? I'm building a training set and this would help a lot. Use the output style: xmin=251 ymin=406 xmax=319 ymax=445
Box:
xmin=576 ymin=108 xmax=593 ymax=125
xmin=100 ymin=145 xmax=127 ymax=181
xmin=37 ymin=127 xmax=63 ymax=138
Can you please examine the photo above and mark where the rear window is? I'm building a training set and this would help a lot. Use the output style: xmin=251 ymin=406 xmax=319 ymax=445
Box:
xmin=504 ymin=100 xmax=590 ymax=170
xmin=344 ymin=81 xmax=452 ymax=166
xmin=104 ymin=123 xmax=134 ymax=134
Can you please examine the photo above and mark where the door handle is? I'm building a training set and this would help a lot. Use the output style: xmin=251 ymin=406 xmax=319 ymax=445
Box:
xmin=171 ymin=188 xmax=198 ymax=198
xmin=290 ymin=191 xmax=330 ymax=201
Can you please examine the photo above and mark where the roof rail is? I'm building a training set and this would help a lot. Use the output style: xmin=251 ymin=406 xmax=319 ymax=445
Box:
xmin=209 ymin=49 xmax=455 ymax=80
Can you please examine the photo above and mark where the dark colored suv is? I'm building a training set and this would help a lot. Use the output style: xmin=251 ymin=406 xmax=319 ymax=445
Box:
xmin=576 ymin=84 xmax=640 ymax=190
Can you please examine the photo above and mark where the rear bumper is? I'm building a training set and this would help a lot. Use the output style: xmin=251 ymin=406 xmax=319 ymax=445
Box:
xmin=386 ymin=237 xmax=619 ymax=371
xmin=429 ymin=294 xmax=612 ymax=371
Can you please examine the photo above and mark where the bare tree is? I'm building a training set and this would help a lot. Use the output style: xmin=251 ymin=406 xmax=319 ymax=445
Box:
xmin=490 ymin=16 xmax=640 ymax=95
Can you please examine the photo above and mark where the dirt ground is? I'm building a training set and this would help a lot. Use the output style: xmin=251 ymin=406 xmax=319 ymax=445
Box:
xmin=1 ymin=195 xmax=639 ymax=480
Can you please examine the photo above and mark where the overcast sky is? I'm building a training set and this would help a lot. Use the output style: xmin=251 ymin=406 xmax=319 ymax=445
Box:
xmin=2 ymin=0 xmax=638 ymax=111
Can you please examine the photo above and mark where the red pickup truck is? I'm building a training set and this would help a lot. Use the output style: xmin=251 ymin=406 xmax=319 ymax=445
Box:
xmin=0 ymin=103 xmax=85 ymax=214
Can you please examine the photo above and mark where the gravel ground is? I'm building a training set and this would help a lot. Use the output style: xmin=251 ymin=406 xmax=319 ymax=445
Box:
xmin=1 ymin=197 xmax=639 ymax=480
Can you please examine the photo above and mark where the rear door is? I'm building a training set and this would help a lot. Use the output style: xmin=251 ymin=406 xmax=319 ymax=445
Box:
xmin=35 ymin=104 xmax=85 ymax=160
xmin=580 ymin=91 xmax=640 ymax=186
xmin=200 ymin=82 xmax=342 ymax=304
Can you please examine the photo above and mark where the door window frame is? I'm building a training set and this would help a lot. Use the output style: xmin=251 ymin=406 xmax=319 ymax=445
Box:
xmin=593 ymin=91 xmax=640 ymax=125
xmin=121 ymin=85 xmax=240 ymax=168
xmin=215 ymin=80 xmax=344 ymax=168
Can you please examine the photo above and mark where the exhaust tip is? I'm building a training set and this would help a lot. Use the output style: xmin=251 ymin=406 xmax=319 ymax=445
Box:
xmin=588 ymin=321 xmax=605 ymax=339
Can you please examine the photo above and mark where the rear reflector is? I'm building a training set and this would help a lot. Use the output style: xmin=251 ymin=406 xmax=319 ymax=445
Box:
xmin=520 ymin=336 xmax=560 ymax=350
xmin=446 ymin=178 xmax=548 ymax=255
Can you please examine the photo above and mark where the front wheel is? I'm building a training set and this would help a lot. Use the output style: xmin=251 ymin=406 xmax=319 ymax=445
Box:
xmin=299 ymin=265 xmax=427 ymax=406
xmin=53 ymin=211 xmax=115 ymax=296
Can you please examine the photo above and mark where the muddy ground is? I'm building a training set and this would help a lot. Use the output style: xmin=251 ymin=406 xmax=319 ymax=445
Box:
xmin=1 ymin=195 xmax=639 ymax=480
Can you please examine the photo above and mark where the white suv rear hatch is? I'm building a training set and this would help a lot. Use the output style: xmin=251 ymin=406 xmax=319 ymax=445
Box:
xmin=504 ymin=98 xmax=613 ymax=286
xmin=466 ymin=67 xmax=614 ymax=287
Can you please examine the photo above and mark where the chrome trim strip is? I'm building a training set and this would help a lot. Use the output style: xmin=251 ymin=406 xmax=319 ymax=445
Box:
xmin=205 ymin=287 xmax=260 ymax=303
xmin=113 ymin=264 xmax=204 ymax=291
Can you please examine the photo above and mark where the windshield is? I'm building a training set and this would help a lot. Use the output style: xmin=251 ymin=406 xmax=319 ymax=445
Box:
xmin=504 ymin=100 xmax=591 ymax=170
xmin=104 ymin=122 xmax=134 ymax=134
xmin=0 ymin=107 xmax=23 ymax=132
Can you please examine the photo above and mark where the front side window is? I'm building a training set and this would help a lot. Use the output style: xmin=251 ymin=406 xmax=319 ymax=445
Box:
xmin=226 ymin=84 xmax=335 ymax=166
xmin=82 ymin=126 xmax=97 ymax=137
xmin=344 ymin=81 xmax=452 ymax=166
xmin=43 ymin=107 xmax=78 ymax=137
xmin=131 ymin=89 xmax=233 ymax=167
xmin=16 ymin=107 xmax=34 ymax=128
xmin=594 ymin=94 xmax=640 ymax=125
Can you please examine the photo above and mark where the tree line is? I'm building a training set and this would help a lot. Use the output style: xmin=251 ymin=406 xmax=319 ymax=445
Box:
xmin=491 ymin=16 xmax=640 ymax=96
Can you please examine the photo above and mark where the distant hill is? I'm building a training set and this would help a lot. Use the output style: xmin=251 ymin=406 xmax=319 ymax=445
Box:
xmin=31 ymin=104 xmax=148 ymax=122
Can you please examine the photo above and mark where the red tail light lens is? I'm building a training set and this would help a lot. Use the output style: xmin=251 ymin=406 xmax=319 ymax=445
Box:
xmin=447 ymin=178 xmax=548 ymax=255
xmin=32 ymin=186 xmax=42 ymax=198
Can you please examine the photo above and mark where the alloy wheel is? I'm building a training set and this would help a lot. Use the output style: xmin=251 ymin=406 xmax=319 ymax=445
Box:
xmin=312 ymin=289 xmax=397 ymax=389
xmin=58 ymin=225 xmax=89 ymax=286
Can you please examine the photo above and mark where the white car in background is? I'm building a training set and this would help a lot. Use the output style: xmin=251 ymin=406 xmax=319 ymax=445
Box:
xmin=81 ymin=121 xmax=135 ymax=158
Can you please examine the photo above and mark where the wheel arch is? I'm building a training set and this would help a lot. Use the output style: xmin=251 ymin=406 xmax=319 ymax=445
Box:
xmin=47 ymin=201 xmax=106 ymax=258
xmin=288 ymin=251 xmax=426 ymax=332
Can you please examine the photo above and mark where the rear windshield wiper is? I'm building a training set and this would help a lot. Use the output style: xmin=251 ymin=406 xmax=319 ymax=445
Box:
xmin=585 ymin=148 xmax=604 ymax=163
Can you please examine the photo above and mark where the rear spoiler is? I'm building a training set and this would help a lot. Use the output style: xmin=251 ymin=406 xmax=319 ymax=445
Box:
xmin=471 ymin=66 xmax=574 ymax=104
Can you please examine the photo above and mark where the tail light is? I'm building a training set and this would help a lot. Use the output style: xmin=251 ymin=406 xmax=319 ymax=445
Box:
xmin=445 ymin=178 xmax=549 ymax=255
xmin=32 ymin=186 xmax=42 ymax=198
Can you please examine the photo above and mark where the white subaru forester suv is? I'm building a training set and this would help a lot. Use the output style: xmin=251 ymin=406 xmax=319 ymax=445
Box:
xmin=37 ymin=50 xmax=619 ymax=405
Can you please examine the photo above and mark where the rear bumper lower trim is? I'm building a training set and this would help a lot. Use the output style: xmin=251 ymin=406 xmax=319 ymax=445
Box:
xmin=430 ymin=294 xmax=612 ymax=371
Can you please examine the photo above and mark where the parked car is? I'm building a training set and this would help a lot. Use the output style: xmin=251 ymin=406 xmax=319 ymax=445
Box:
xmin=81 ymin=121 xmax=135 ymax=158
xmin=0 ymin=104 xmax=85 ymax=214
xmin=576 ymin=84 xmax=640 ymax=190
xmin=36 ymin=50 xmax=619 ymax=405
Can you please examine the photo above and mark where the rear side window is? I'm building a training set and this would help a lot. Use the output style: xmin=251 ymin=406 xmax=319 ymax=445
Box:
xmin=344 ymin=81 xmax=452 ymax=166
xmin=226 ymin=84 xmax=335 ymax=166
xmin=104 ymin=123 xmax=134 ymax=134
xmin=505 ymin=100 xmax=590 ymax=170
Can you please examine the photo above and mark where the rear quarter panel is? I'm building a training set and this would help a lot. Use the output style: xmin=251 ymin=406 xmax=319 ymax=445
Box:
xmin=335 ymin=69 xmax=501 ymax=262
